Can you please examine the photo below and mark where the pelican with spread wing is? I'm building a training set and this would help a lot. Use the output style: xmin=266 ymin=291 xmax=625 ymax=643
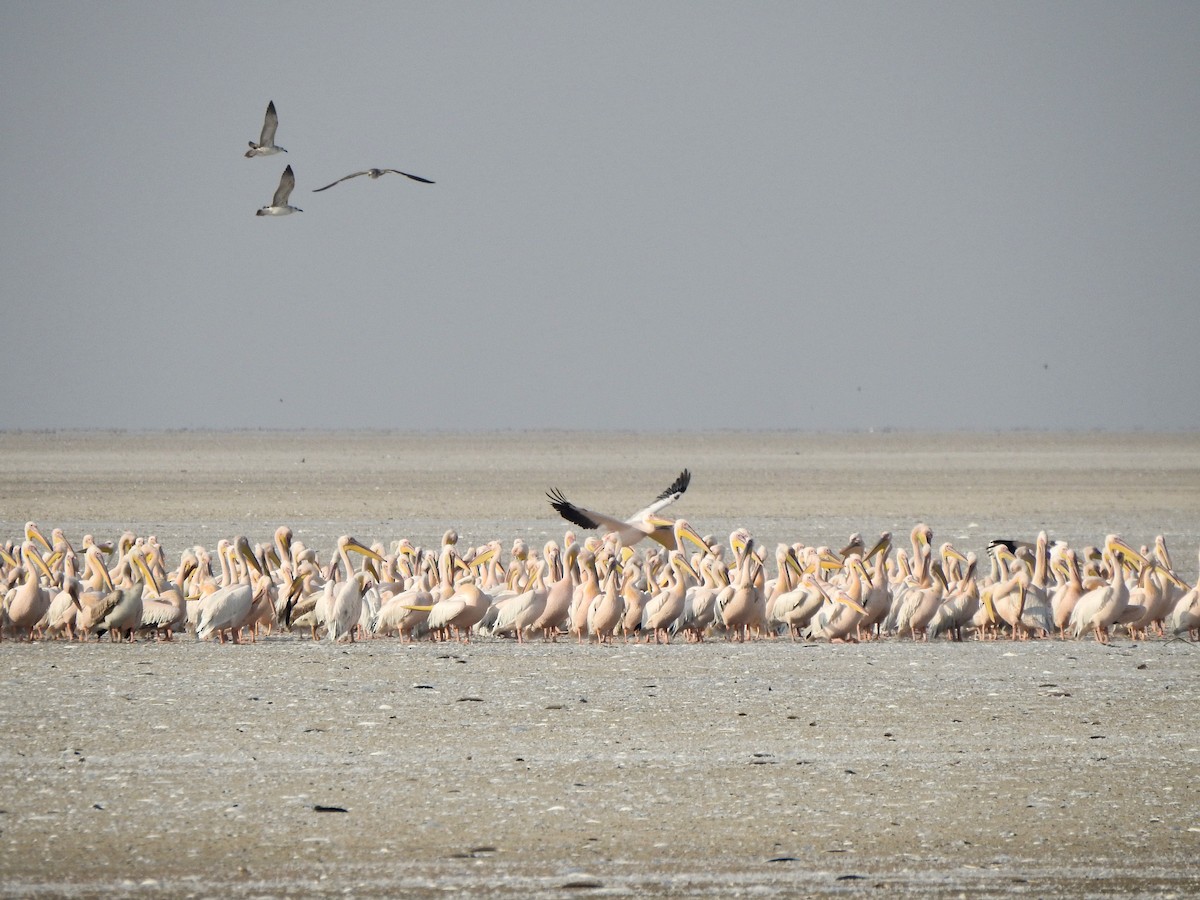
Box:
xmin=546 ymin=469 xmax=693 ymax=549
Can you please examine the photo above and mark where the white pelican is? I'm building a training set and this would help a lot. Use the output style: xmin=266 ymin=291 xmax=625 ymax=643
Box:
xmin=312 ymin=167 xmax=434 ymax=192
xmin=855 ymin=533 xmax=894 ymax=639
xmin=1128 ymin=537 xmax=1188 ymax=637
xmin=133 ymin=547 xmax=192 ymax=640
xmin=803 ymin=574 xmax=868 ymax=642
xmin=1068 ymin=536 xmax=1147 ymax=643
xmin=256 ymin=165 xmax=302 ymax=216
xmin=245 ymin=100 xmax=286 ymax=157
xmin=488 ymin=560 xmax=550 ymax=643
xmin=718 ymin=534 xmax=767 ymax=642
xmin=546 ymin=469 xmax=691 ymax=549
xmin=426 ymin=578 xmax=493 ymax=643
xmin=588 ymin=564 xmax=624 ymax=644
xmin=530 ymin=541 xmax=580 ymax=641
xmin=928 ymin=552 xmax=980 ymax=642
xmin=675 ymin=554 xmax=725 ymax=642
xmin=641 ymin=551 xmax=698 ymax=644
xmin=6 ymin=541 xmax=56 ymax=639
xmin=425 ymin=545 xmax=498 ymax=642
xmin=90 ymin=581 xmax=145 ymax=643
xmin=896 ymin=547 xmax=946 ymax=641
xmin=1049 ymin=549 xmax=1086 ymax=639
xmin=1168 ymin=545 xmax=1199 ymax=639
xmin=324 ymin=536 xmax=384 ymax=643
xmin=619 ymin=556 xmax=653 ymax=641
xmin=196 ymin=537 xmax=261 ymax=643
xmin=328 ymin=573 xmax=370 ymax=643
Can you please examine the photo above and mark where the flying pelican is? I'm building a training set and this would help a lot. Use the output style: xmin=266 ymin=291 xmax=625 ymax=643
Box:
xmin=546 ymin=469 xmax=692 ymax=549
xmin=256 ymin=165 xmax=302 ymax=216
xmin=245 ymin=100 xmax=286 ymax=157
xmin=312 ymin=168 xmax=435 ymax=192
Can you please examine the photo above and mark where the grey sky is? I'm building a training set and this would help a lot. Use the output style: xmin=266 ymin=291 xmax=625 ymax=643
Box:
xmin=2 ymin=3 xmax=1197 ymax=431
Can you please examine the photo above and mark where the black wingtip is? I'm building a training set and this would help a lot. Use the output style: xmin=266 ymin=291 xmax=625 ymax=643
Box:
xmin=656 ymin=468 xmax=691 ymax=502
xmin=546 ymin=488 xmax=599 ymax=530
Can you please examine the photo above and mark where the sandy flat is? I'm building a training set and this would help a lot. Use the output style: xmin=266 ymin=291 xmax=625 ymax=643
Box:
xmin=0 ymin=431 xmax=1197 ymax=897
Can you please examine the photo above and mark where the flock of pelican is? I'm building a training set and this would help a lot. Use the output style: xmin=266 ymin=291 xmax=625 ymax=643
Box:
xmin=2 ymin=471 xmax=1198 ymax=645
xmin=248 ymin=100 xmax=434 ymax=216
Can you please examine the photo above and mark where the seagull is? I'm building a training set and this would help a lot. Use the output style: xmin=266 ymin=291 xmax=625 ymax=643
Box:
xmin=256 ymin=165 xmax=302 ymax=216
xmin=245 ymin=101 xmax=286 ymax=158
xmin=312 ymin=168 xmax=435 ymax=192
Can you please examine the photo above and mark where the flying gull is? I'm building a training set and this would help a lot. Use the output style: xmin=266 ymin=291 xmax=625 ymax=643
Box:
xmin=245 ymin=101 xmax=286 ymax=158
xmin=312 ymin=168 xmax=435 ymax=192
xmin=256 ymin=165 xmax=302 ymax=216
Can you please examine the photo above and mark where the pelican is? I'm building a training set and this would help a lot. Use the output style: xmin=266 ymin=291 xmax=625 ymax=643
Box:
xmin=425 ymin=545 xmax=498 ymax=642
xmin=619 ymin=556 xmax=654 ymax=641
xmin=312 ymin=167 xmax=435 ymax=192
xmin=488 ymin=559 xmax=550 ymax=642
xmin=568 ymin=549 xmax=603 ymax=642
xmin=426 ymin=577 xmax=493 ymax=643
xmin=588 ymin=564 xmax=624 ymax=644
xmin=675 ymin=554 xmax=725 ymax=642
xmin=642 ymin=551 xmax=699 ymax=643
xmin=42 ymin=578 xmax=83 ymax=640
xmin=1128 ymin=536 xmax=1188 ymax=637
xmin=546 ymin=469 xmax=691 ymax=549
xmin=1168 ymin=545 xmax=1199 ymax=639
xmin=133 ymin=547 xmax=192 ymax=640
xmin=373 ymin=553 xmax=435 ymax=640
xmin=245 ymin=100 xmax=286 ymax=157
xmin=928 ymin=552 xmax=980 ymax=642
xmin=6 ymin=542 xmax=56 ymax=639
xmin=328 ymin=573 xmax=371 ymax=643
xmin=804 ymin=574 xmax=869 ymax=642
xmin=195 ymin=537 xmax=261 ymax=643
xmin=855 ymin=533 xmax=893 ymax=639
xmin=91 ymin=581 xmax=145 ymax=643
xmin=256 ymin=165 xmax=302 ymax=216
xmin=530 ymin=541 xmax=580 ymax=641
xmin=1049 ymin=549 xmax=1086 ymax=639
xmin=1068 ymin=536 xmax=1147 ymax=643
xmin=324 ymin=536 xmax=384 ymax=643
xmin=718 ymin=534 xmax=767 ymax=642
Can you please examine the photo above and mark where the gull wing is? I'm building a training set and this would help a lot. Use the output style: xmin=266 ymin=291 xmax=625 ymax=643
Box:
xmin=272 ymin=165 xmax=296 ymax=206
xmin=259 ymin=101 xmax=279 ymax=145
xmin=312 ymin=171 xmax=368 ymax=193
xmin=383 ymin=169 xmax=436 ymax=184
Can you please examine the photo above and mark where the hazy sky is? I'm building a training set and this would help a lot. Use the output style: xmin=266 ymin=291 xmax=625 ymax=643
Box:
xmin=2 ymin=3 xmax=1197 ymax=431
